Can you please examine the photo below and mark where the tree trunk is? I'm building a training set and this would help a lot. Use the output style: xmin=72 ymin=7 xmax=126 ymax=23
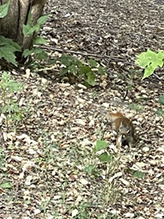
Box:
xmin=0 ymin=0 xmax=47 ymax=50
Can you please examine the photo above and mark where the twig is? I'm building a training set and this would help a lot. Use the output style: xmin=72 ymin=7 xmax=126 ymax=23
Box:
xmin=38 ymin=45 xmax=125 ymax=61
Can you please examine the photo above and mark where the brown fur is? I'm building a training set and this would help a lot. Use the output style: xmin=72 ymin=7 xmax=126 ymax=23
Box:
xmin=109 ymin=112 xmax=135 ymax=147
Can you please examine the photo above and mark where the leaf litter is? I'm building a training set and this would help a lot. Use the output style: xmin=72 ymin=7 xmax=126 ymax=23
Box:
xmin=0 ymin=0 xmax=164 ymax=218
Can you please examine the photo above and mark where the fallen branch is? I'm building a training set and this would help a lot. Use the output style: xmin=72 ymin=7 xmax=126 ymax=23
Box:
xmin=38 ymin=45 xmax=125 ymax=62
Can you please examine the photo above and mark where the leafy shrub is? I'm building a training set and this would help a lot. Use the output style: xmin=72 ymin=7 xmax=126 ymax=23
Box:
xmin=135 ymin=49 xmax=164 ymax=79
xmin=22 ymin=12 xmax=49 ymax=61
xmin=136 ymin=49 xmax=164 ymax=116
xmin=0 ymin=72 xmax=24 ymax=131
xmin=59 ymin=55 xmax=106 ymax=86
xmin=0 ymin=1 xmax=21 ymax=65
xmin=84 ymin=140 xmax=114 ymax=176
xmin=0 ymin=36 xmax=22 ymax=66
xmin=0 ymin=1 xmax=48 ymax=66
xmin=93 ymin=140 xmax=114 ymax=162
xmin=0 ymin=2 xmax=106 ymax=87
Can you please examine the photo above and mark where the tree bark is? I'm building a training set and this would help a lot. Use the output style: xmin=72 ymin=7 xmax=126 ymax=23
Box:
xmin=0 ymin=0 xmax=47 ymax=49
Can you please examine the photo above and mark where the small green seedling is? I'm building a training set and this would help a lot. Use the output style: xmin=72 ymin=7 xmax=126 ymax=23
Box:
xmin=59 ymin=55 xmax=106 ymax=86
xmin=0 ymin=72 xmax=24 ymax=131
xmin=135 ymin=49 xmax=164 ymax=79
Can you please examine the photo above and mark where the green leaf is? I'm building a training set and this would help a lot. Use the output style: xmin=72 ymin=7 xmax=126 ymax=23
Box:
xmin=132 ymin=170 xmax=145 ymax=179
xmin=60 ymin=55 xmax=72 ymax=66
xmin=0 ymin=72 xmax=24 ymax=129
xmin=99 ymin=152 xmax=114 ymax=162
xmin=33 ymin=36 xmax=47 ymax=45
xmin=0 ymin=72 xmax=23 ymax=93
xmin=59 ymin=55 xmax=106 ymax=86
xmin=0 ymin=36 xmax=21 ymax=50
xmin=68 ymin=65 xmax=78 ymax=75
xmin=135 ymin=49 xmax=157 ymax=68
xmin=0 ymin=182 xmax=13 ymax=189
xmin=32 ymin=48 xmax=48 ymax=60
xmin=48 ymin=58 xmax=57 ymax=65
xmin=23 ymin=13 xmax=49 ymax=37
xmin=94 ymin=140 xmax=108 ymax=152
xmin=10 ymin=82 xmax=23 ymax=93
xmin=1 ymin=71 xmax=11 ymax=80
xmin=74 ymin=58 xmax=82 ymax=66
xmin=85 ymin=71 xmax=95 ymax=86
xmin=0 ymin=36 xmax=21 ymax=66
xmin=87 ymin=59 xmax=98 ymax=67
xmin=23 ymin=48 xmax=48 ymax=60
xmin=98 ymin=65 xmax=106 ymax=75
xmin=156 ymin=50 xmax=164 ymax=67
xmin=142 ymin=63 xmax=157 ymax=79
xmin=37 ymin=14 xmax=49 ymax=25
xmin=26 ymin=7 xmax=33 ymax=25
xmin=79 ymin=65 xmax=91 ymax=74
xmin=11 ymin=112 xmax=23 ymax=122
xmin=0 ymin=46 xmax=17 ymax=66
xmin=22 ymin=49 xmax=33 ymax=58
xmin=0 ymin=0 xmax=10 ymax=18
xmin=156 ymin=109 xmax=164 ymax=116
xmin=159 ymin=94 xmax=164 ymax=105
xmin=84 ymin=164 xmax=95 ymax=175
xmin=136 ymin=49 xmax=164 ymax=79
xmin=23 ymin=24 xmax=36 ymax=36
xmin=129 ymin=103 xmax=144 ymax=112
xmin=60 ymin=67 xmax=68 ymax=75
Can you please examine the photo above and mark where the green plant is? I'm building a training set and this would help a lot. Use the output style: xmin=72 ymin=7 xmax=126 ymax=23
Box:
xmin=0 ymin=72 xmax=24 ymax=131
xmin=59 ymin=55 xmax=106 ymax=86
xmin=72 ymin=201 xmax=91 ymax=219
xmin=156 ymin=109 xmax=164 ymax=116
xmin=0 ymin=0 xmax=10 ymax=18
xmin=159 ymin=94 xmax=164 ymax=105
xmin=0 ymin=1 xmax=22 ymax=66
xmin=22 ymin=12 xmax=49 ymax=61
xmin=84 ymin=164 xmax=97 ymax=175
xmin=156 ymin=94 xmax=164 ymax=116
xmin=135 ymin=49 xmax=164 ymax=79
xmin=136 ymin=50 xmax=164 ymax=116
xmin=93 ymin=140 xmax=123 ymax=204
xmin=39 ymin=191 xmax=51 ymax=216
xmin=127 ymin=168 xmax=145 ymax=179
xmin=0 ymin=181 xmax=13 ymax=189
xmin=0 ymin=0 xmax=106 ymax=86
xmin=84 ymin=140 xmax=116 ymax=178
xmin=129 ymin=103 xmax=144 ymax=112
xmin=0 ymin=1 xmax=48 ymax=66
xmin=0 ymin=36 xmax=21 ymax=66
xmin=132 ymin=170 xmax=145 ymax=179
xmin=93 ymin=140 xmax=114 ymax=162
xmin=84 ymin=140 xmax=111 ymax=177
xmin=84 ymin=140 xmax=121 ymax=205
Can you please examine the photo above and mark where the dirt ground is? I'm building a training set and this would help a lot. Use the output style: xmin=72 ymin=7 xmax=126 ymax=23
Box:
xmin=0 ymin=0 xmax=164 ymax=218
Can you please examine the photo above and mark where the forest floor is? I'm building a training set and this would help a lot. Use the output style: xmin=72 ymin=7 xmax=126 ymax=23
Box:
xmin=0 ymin=0 xmax=164 ymax=218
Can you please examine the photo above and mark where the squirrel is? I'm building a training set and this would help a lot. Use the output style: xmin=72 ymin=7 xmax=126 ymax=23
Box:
xmin=108 ymin=112 xmax=135 ymax=147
